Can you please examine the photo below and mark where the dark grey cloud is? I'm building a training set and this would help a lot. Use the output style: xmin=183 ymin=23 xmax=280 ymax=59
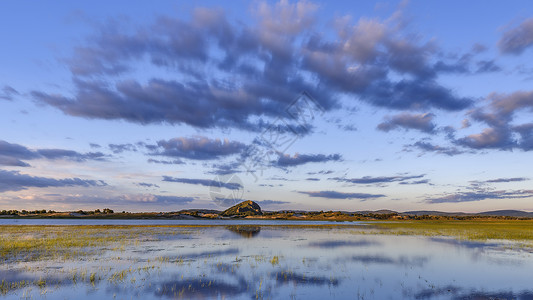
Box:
xmin=306 ymin=177 xmax=320 ymax=181
xmin=0 ymin=140 xmax=105 ymax=167
xmin=377 ymin=113 xmax=436 ymax=133
xmin=32 ymin=3 xmax=477 ymax=132
xmin=427 ymin=189 xmax=533 ymax=203
xmin=498 ymin=17 xmax=533 ymax=55
xmin=299 ymin=190 xmax=385 ymax=199
xmin=163 ymin=176 xmax=242 ymax=190
xmin=0 ymin=169 xmax=107 ymax=192
xmin=331 ymin=174 xmax=425 ymax=185
xmin=149 ymin=137 xmax=245 ymax=160
xmin=89 ymin=143 xmax=102 ymax=149
xmin=275 ymin=153 xmax=341 ymax=167
xmin=0 ymin=85 xmax=19 ymax=101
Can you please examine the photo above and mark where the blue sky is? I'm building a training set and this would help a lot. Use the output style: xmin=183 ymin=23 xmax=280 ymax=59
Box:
xmin=1 ymin=0 xmax=533 ymax=212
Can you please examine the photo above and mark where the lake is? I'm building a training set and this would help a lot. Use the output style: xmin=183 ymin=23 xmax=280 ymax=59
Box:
xmin=0 ymin=221 xmax=532 ymax=299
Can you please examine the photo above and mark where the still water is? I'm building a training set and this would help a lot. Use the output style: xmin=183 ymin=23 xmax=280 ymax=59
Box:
xmin=1 ymin=223 xmax=532 ymax=299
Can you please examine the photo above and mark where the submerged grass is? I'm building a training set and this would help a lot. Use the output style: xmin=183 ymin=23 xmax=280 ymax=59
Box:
xmin=0 ymin=225 xmax=197 ymax=262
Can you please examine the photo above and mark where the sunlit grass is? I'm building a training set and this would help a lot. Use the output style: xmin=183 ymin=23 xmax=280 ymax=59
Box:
xmin=360 ymin=220 xmax=533 ymax=243
xmin=0 ymin=225 xmax=197 ymax=262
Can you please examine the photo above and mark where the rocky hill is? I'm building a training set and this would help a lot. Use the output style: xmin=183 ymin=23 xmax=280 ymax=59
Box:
xmin=221 ymin=200 xmax=262 ymax=217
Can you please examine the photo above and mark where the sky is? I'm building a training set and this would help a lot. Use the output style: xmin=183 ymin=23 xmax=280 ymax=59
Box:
xmin=1 ymin=0 xmax=533 ymax=212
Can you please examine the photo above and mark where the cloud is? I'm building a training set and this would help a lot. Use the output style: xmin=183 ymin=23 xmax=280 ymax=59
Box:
xmin=207 ymin=162 xmax=241 ymax=175
xmin=255 ymin=200 xmax=290 ymax=206
xmin=32 ymin=193 xmax=195 ymax=207
xmin=0 ymin=140 xmax=105 ymax=167
xmin=498 ymin=17 xmax=533 ymax=55
xmin=475 ymin=60 xmax=501 ymax=73
xmin=32 ymin=2 xmax=476 ymax=133
xmin=456 ymin=91 xmax=533 ymax=151
xmin=427 ymin=189 xmax=533 ymax=203
xmin=147 ymin=158 xmax=185 ymax=165
xmin=148 ymin=137 xmax=245 ymax=160
xmin=109 ymin=143 xmax=138 ymax=154
xmin=36 ymin=149 xmax=106 ymax=162
xmin=275 ymin=153 xmax=342 ymax=167
xmin=484 ymin=177 xmax=529 ymax=183
xmin=0 ymin=85 xmax=19 ymax=101
xmin=331 ymin=174 xmax=425 ymax=185
xmin=0 ymin=169 xmax=107 ymax=192
xmin=0 ymin=156 xmax=31 ymax=167
xmin=299 ymin=190 xmax=385 ymax=199
xmin=162 ymin=176 xmax=242 ymax=190
xmin=377 ymin=113 xmax=436 ymax=133
xmin=408 ymin=141 xmax=464 ymax=156
xmin=398 ymin=179 xmax=430 ymax=185
xmin=119 ymin=194 xmax=195 ymax=204
xmin=136 ymin=182 xmax=160 ymax=188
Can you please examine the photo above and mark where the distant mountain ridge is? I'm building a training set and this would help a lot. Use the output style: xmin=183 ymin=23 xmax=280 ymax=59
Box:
xmin=400 ymin=210 xmax=533 ymax=218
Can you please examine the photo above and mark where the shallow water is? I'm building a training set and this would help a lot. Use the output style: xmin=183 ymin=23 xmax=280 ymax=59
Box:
xmin=1 ymin=224 xmax=532 ymax=299
xmin=0 ymin=219 xmax=362 ymax=226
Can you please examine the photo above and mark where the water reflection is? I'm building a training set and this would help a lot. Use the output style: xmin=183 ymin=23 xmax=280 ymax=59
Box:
xmin=309 ymin=239 xmax=378 ymax=248
xmin=346 ymin=254 xmax=428 ymax=267
xmin=153 ymin=277 xmax=248 ymax=299
xmin=272 ymin=271 xmax=340 ymax=286
xmin=225 ymin=225 xmax=261 ymax=238
xmin=1 ymin=225 xmax=532 ymax=299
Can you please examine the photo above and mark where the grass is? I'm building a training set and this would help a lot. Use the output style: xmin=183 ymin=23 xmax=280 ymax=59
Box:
xmin=362 ymin=220 xmax=533 ymax=242
xmin=0 ymin=225 xmax=197 ymax=262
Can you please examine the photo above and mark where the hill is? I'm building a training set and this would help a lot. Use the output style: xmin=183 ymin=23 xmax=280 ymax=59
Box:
xmin=221 ymin=200 xmax=263 ymax=217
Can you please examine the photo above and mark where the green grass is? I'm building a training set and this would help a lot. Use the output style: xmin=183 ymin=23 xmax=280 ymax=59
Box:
xmin=0 ymin=225 xmax=197 ymax=262
xmin=362 ymin=220 xmax=533 ymax=242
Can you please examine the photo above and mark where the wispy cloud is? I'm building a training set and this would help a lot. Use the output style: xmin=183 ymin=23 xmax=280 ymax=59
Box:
xmin=162 ymin=176 xmax=242 ymax=190
xmin=299 ymin=190 xmax=385 ymax=199
xmin=330 ymin=174 xmax=425 ymax=185
xmin=275 ymin=153 xmax=342 ymax=167
xmin=0 ymin=169 xmax=107 ymax=192
xmin=377 ymin=113 xmax=436 ymax=133
xmin=148 ymin=137 xmax=245 ymax=160
xmin=0 ymin=140 xmax=106 ymax=167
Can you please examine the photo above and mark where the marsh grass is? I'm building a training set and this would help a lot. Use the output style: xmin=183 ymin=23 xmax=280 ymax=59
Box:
xmin=0 ymin=225 xmax=197 ymax=262
xmin=361 ymin=220 xmax=533 ymax=245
